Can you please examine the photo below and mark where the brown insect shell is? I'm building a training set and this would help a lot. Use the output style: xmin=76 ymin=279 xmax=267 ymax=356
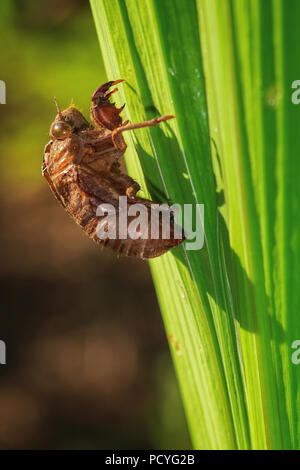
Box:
xmin=43 ymin=103 xmax=184 ymax=259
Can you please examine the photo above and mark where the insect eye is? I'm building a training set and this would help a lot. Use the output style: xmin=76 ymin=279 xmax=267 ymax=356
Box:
xmin=50 ymin=121 xmax=72 ymax=140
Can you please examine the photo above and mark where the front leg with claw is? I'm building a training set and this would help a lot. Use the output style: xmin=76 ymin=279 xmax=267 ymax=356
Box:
xmin=90 ymin=79 xmax=125 ymax=130
xmin=90 ymin=80 xmax=175 ymax=151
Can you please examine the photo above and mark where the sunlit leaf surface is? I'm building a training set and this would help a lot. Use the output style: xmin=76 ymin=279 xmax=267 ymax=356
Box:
xmin=90 ymin=0 xmax=300 ymax=449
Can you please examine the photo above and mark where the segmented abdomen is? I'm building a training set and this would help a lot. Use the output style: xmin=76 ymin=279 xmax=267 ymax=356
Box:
xmin=53 ymin=166 xmax=184 ymax=259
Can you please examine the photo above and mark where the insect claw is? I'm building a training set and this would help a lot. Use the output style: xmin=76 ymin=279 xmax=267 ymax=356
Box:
xmin=92 ymin=79 xmax=125 ymax=101
xmin=103 ymin=87 xmax=119 ymax=99
xmin=111 ymin=78 xmax=125 ymax=86
xmin=91 ymin=80 xmax=126 ymax=130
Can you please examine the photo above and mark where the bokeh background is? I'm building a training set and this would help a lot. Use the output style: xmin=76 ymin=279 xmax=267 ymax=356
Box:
xmin=0 ymin=0 xmax=190 ymax=449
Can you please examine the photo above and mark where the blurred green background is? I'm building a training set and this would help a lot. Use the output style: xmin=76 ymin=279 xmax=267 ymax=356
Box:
xmin=0 ymin=0 xmax=190 ymax=449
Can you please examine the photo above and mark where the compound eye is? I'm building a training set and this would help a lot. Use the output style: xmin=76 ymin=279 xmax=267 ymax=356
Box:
xmin=50 ymin=121 xmax=72 ymax=140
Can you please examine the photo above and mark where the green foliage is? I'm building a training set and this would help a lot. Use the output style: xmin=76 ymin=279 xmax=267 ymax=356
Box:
xmin=90 ymin=0 xmax=300 ymax=449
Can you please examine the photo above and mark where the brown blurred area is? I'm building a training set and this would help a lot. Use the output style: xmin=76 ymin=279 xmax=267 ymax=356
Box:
xmin=0 ymin=0 xmax=190 ymax=449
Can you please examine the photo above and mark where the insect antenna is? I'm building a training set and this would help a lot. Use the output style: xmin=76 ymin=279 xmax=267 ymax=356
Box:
xmin=54 ymin=96 xmax=63 ymax=120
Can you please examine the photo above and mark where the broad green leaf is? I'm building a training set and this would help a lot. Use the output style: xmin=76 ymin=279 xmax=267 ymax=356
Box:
xmin=90 ymin=0 xmax=300 ymax=449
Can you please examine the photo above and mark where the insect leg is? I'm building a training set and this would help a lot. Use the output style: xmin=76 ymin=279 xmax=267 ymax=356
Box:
xmin=109 ymin=168 xmax=141 ymax=199
xmin=126 ymin=182 xmax=140 ymax=199
xmin=111 ymin=115 xmax=175 ymax=150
